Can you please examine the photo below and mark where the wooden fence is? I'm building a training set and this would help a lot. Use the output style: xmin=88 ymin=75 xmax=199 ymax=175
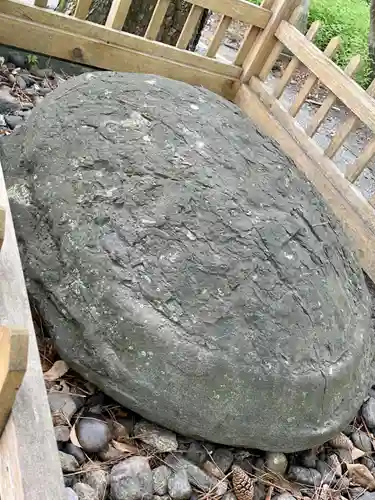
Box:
xmin=0 ymin=0 xmax=375 ymax=497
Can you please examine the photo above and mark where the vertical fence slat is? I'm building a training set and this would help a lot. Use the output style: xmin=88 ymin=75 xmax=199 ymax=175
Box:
xmin=34 ymin=0 xmax=48 ymax=6
xmin=345 ymin=138 xmax=375 ymax=183
xmin=176 ymin=4 xmax=204 ymax=50
xmin=235 ymin=0 xmax=275 ymax=67
xmin=145 ymin=0 xmax=170 ymax=40
xmin=273 ymin=20 xmax=320 ymax=99
xmin=258 ymin=5 xmax=302 ymax=82
xmin=74 ymin=0 xmax=92 ymax=19
xmin=325 ymin=79 xmax=375 ymax=159
xmin=289 ymin=36 xmax=340 ymax=117
xmin=206 ymin=15 xmax=232 ymax=58
xmin=105 ymin=0 xmax=133 ymax=29
xmin=305 ymin=55 xmax=361 ymax=137
xmin=241 ymin=0 xmax=299 ymax=83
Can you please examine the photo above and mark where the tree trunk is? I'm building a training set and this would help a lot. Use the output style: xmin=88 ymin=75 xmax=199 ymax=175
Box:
xmin=87 ymin=0 xmax=208 ymax=50
xmin=370 ymin=0 xmax=375 ymax=77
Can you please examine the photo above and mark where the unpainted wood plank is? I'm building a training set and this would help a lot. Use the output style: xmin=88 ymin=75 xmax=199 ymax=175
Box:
xmin=234 ymin=0 xmax=275 ymax=67
xmin=105 ymin=0 xmax=132 ymax=30
xmin=305 ymin=54 xmax=361 ymax=137
xmin=34 ymin=0 xmax=47 ymax=6
xmin=145 ymin=0 xmax=170 ymax=40
xmin=273 ymin=20 xmax=320 ymax=99
xmin=234 ymin=81 xmax=375 ymax=280
xmin=289 ymin=35 xmax=340 ymax=118
xmin=277 ymin=22 xmax=375 ymax=134
xmin=0 ymin=207 xmax=5 ymax=250
xmin=258 ymin=5 xmax=302 ymax=82
xmin=325 ymin=78 xmax=375 ymax=159
xmin=0 ymin=2 xmax=240 ymax=80
xmin=0 ymin=419 xmax=25 ymax=499
xmin=0 ymin=11 xmax=238 ymax=100
xmin=74 ymin=0 xmax=92 ymax=19
xmin=241 ymin=0 xmax=299 ymax=83
xmin=206 ymin=15 xmax=232 ymax=58
xmin=176 ymin=4 xmax=204 ymax=50
xmin=0 ymin=327 xmax=28 ymax=436
xmin=190 ymin=0 xmax=271 ymax=26
xmin=345 ymin=138 xmax=375 ymax=183
xmin=0 ymin=159 xmax=65 ymax=500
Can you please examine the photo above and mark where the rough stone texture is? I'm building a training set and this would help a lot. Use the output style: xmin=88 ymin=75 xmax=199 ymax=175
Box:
xmin=110 ymin=456 xmax=153 ymax=500
xmin=153 ymin=465 xmax=172 ymax=495
xmin=167 ymin=470 xmax=192 ymax=500
xmin=81 ymin=464 xmax=108 ymax=498
xmin=73 ymin=482 xmax=98 ymax=500
xmin=1 ymin=71 xmax=372 ymax=452
xmin=59 ymin=451 xmax=80 ymax=473
xmin=165 ymin=455 xmax=216 ymax=492
xmin=134 ymin=420 xmax=178 ymax=452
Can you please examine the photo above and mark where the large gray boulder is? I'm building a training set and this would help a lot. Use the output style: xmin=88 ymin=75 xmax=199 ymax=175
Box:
xmin=1 ymin=72 xmax=372 ymax=452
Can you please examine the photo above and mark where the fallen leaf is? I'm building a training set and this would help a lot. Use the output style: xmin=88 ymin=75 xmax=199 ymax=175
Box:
xmin=346 ymin=463 xmax=375 ymax=490
xmin=351 ymin=447 xmax=366 ymax=461
xmin=43 ymin=360 xmax=69 ymax=381
xmin=112 ymin=440 xmax=138 ymax=455
xmin=69 ymin=421 xmax=82 ymax=448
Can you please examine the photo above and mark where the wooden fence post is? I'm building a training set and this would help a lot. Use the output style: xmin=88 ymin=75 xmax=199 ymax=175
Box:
xmin=240 ymin=0 xmax=300 ymax=84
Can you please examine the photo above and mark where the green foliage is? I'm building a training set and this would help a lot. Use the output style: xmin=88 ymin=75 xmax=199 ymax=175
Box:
xmin=308 ymin=0 xmax=371 ymax=87
xmin=26 ymin=54 xmax=39 ymax=67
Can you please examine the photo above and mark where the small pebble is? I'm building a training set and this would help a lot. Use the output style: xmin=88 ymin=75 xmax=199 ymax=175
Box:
xmin=134 ymin=420 xmax=178 ymax=452
xmin=112 ymin=421 xmax=130 ymax=442
xmin=212 ymin=448 xmax=233 ymax=473
xmin=64 ymin=442 xmax=86 ymax=465
xmin=168 ymin=470 xmax=192 ymax=500
xmin=15 ymin=75 xmax=27 ymax=90
xmin=59 ymin=451 xmax=80 ymax=473
xmin=153 ymin=465 xmax=171 ymax=495
xmin=7 ymin=52 xmax=26 ymax=68
xmin=300 ymin=449 xmax=317 ymax=468
xmin=54 ymin=425 xmax=70 ymax=442
xmin=48 ymin=392 xmax=81 ymax=425
xmin=203 ymin=460 xmax=224 ymax=479
xmin=352 ymin=430 xmax=373 ymax=452
xmin=361 ymin=456 xmax=375 ymax=470
xmin=185 ymin=441 xmax=208 ymax=466
xmin=165 ymin=455 xmax=215 ymax=492
xmin=265 ymin=452 xmax=288 ymax=475
xmin=288 ymin=466 xmax=321 ymax=487
xmin=81 ymin=463 xmax=108 ymax=499
xmin=98 ymin=444 xmax=124 ymax=462
xmin=362 ymin=398 xmax=375 ymax=428
xmin=76 ymin=414 xmax=111 ymax=453
xmin=73 ymin=482 xmax=98 ymax=500
xmin=65 ymin=487 xmax=79 ymax=500
xmin=110 ymin=456 xmax=153 ymax=500
xmin=316 ymin=460 xmax=336 ymax=484
xmin=326 ymin=454 xmax=342 ymax=477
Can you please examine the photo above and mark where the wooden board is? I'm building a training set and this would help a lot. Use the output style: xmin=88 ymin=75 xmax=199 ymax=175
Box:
xmin=0 ymin=327 xmax=28 ymax=436
xmin=0 ymin=1 xmax=240 ymax=80
xmin=0 ymin=10 xmax=238 ymax=100
xmin=105 ymin=0 xmax=132 ymax=29
xmin=235 ymin=82 xmax=375 ymax=281
xmin=189 ymin=0 xmax=271 ymax=26
xmin=276 ymin=21 xmax=375 ymax=134
xmin=0 ymin=163 xmax=65 ymax=499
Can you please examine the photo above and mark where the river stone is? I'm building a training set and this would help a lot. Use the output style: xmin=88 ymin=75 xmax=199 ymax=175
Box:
xmin=1 ymin=71 xmax=372 ymax=452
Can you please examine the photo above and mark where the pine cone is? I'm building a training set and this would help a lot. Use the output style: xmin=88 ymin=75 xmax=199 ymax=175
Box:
xmin=232 ymin=465 xmax=254 ymax=500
